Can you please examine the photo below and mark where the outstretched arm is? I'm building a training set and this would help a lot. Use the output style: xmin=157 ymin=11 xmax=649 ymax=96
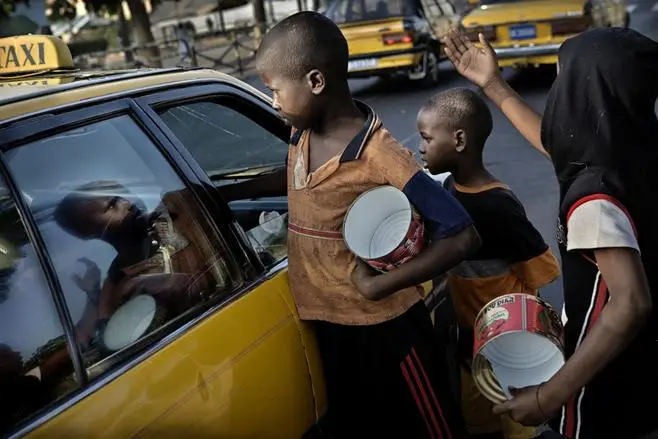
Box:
xmin=442 ymin=31 xmax=549 ymax=159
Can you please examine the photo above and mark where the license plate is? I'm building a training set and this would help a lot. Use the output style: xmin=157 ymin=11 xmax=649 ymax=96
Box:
xmin=348 ymin=58 xmax=377 ymax=71
xmin=509 ymin=24 xmax=537 ymax=40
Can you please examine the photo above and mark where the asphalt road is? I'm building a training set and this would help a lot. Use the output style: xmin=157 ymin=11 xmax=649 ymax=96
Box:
xmin=247 ymin=1 xmax=658 ymax=311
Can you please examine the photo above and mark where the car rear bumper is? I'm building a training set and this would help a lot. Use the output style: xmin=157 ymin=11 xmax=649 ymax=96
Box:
xmin=347 ymin=45 xmax=428 ymax=77
xmin=494 ymin=43 xmax=561 ymax=59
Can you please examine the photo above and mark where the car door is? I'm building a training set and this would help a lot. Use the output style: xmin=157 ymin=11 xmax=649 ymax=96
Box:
xmin=132 ymin=83 xmax=327 ymax=428
xmin=0 ymin=97 xmax=318 ymax=438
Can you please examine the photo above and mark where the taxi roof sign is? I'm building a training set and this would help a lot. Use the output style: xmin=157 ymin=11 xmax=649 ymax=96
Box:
xmin=0 ymin=35 xmax=74 ymax=76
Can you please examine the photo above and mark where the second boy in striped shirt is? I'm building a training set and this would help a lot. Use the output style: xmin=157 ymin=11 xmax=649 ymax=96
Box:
xmin=417 ymin=88 xmax=561 ymax=439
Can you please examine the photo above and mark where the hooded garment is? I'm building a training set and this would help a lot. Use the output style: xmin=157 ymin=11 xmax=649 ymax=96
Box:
xmin=541 ymin=28 xmax=658 ymax=439
xmin=542 ymin=27 xmax=658 ymax=209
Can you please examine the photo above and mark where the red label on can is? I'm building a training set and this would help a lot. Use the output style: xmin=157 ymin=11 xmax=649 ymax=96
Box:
xmin=473 ymin=294 xmax=564 ymax=358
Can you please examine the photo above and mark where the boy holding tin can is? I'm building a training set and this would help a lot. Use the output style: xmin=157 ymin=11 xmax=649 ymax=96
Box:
xmin=417 ymin=88 xmax=561 ymax=439
xmin=219 ymin=11 xmax=481 ymax=439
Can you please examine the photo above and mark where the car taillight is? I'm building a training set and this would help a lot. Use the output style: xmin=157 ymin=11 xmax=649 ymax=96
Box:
xmin=551 ymin=16 xmax=592 ymax=36
xmin=382 ymin=32 xmax=414 ymax=45
xmin=462 ymin=25 xmax=497 ymax=42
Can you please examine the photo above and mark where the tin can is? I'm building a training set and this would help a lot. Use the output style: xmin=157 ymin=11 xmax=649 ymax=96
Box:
xmin=343 ymin=185 xmax=425 ymax=272
xmin=472 ymin=293 xmax=565 ymax=404
xmin=102 ymin=294 xmax=166 ymax=352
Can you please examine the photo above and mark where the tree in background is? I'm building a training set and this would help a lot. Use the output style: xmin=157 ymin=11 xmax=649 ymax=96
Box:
xmin=44 ymin=0 xmax=76 ymax=21
xmin=0 ymin=0 xmax=42 ymax=36
xmin=0 ymin=0 xmax=19 ymax=19
xmin=1 ymin=0 xmax=160 ymax=66
xmin=85 ymin=0 xmax=161 ymax=66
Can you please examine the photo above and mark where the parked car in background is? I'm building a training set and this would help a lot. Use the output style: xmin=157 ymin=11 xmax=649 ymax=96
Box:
xmin=324 ymin=0 xmax=446 ymax=86
xmin=459 ymin=0 xmax=629 ymax=68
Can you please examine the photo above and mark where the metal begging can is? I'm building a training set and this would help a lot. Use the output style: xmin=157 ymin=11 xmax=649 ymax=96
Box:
xmin=343 ymin=185 xmax=425 ymax=272
xmin=472 ymin=293 xmax=565 ymax=404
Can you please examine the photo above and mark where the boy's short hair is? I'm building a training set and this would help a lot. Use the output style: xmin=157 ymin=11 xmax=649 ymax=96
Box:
xmin=421 ymin=88 xmax=493 ymax=149
xmin=256 ymin=11 xmax=349 ymax=82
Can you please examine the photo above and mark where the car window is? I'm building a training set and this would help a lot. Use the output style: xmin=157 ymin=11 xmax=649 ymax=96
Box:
xmin=158 ymin=100 xmax=289 ymax=269
xmin=0 ymin=186 xmax=79 ymax=435
xmin=326 ymin=0 xmax=408 ymax=23
xmin=4 ymin=115 xmax=242 ymax=378
xmin=159 ymin=101 xmax=288 ymax=178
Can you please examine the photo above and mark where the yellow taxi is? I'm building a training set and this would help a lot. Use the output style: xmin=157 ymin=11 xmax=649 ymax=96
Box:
xmin=0 ymin=34 xmax=328 ymax=438
xmin=459 ymin=0 xmax=629 ymax=68
xmin=323 ymin=0 xmax=444 ymax=85
xmin=0 ymin=35 xmax=439 ymax=438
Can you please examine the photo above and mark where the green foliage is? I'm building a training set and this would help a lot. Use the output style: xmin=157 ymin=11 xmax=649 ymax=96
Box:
xmin=84 ymin=0 xmax=121 ymax=15
xmin=1 ymin=0 xmax=28 ymax=19
xmin=47 ymin=0 xmax=76 ymax=22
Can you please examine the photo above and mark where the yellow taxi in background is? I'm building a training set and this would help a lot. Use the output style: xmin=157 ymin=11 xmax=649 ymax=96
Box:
xmin=324 ymin=0 xmax=444 ymax=86
xmin=0 ymin=35 xmax=437 ymax=438
xmin=459 ymin=0 xmax=629 ymax=68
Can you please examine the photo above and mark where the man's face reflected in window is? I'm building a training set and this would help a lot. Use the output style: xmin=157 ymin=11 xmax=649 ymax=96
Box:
xmin=55 ymin=194 xmax=149 ymax=243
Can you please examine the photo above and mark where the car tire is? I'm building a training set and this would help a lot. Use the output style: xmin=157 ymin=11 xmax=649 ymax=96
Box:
xmin=419 ymin=50 xmax=440 ymax=88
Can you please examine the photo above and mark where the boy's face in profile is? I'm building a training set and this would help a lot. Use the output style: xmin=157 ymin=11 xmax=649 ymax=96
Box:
xmin=417 ymin=109 xmax=461 ymax=175
xmin=260 ymin=69 xmax=324 ymax=130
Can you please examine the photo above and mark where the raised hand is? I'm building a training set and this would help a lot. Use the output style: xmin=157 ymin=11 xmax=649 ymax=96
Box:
xmin=442 ymin=29 xmax=500 ymax=89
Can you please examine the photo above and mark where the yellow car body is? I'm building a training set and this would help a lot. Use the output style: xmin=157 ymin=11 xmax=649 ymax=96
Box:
xmin=0 ymin=35 xmax=435 ymax=438
xmin=460 ymin=0 xmax=629 ymax=68
xmin=324 ymin=0 xmax=443 ymax=84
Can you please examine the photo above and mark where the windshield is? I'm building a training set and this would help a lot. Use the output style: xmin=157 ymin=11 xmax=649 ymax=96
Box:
xmin=325 ymin=0 xmax=418 ymax=24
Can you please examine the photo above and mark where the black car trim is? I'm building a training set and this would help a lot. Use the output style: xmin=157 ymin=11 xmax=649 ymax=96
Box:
xmin=0 ymin=152 xmax=89 ymax=383
xmin=133 ymin=83 xmax=292 ymax=274
xmin=128 ymin=98 xmax=259 ymax=274
xmin=136 ymin=83 xmax=290 ymax=142
xmin=0 ymin=99 xmax=129 ymax=148
xmin=0 ymin=77 xmax=263 ymax=130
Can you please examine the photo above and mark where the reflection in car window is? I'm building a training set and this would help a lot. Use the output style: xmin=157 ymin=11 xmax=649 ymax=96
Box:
xmin=159 ymin=101 xmax=288 ymax=178
xmin=0 ymin=186 xmax=79 ymax=435
xmin=160 ymin=101 xmax=290 ymax=268
xmin=5 ymin=115 xmax=240 ymax=377
xmin=326 ymin=0 xmax=409 ymax=23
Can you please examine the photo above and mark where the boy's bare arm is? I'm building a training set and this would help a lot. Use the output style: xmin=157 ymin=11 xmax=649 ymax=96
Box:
xmin=353 ymin=225 xmax=481 ymax=301
xmin=494 ymin=247 xmax=652 ymax=424
xmin=218 ymin=168 xmax=287 ymax=202
xmin=483 ymin=79 xmax=549 ymax=160
xmin=538 ymin=247 xmax=651 ymax=412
